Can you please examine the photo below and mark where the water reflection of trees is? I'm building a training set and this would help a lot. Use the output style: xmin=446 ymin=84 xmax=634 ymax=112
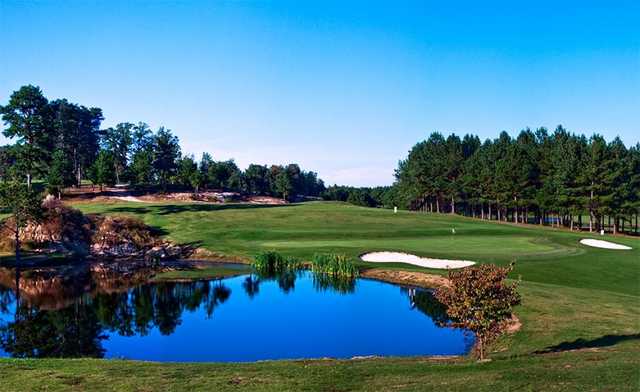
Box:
xmin=243 ymin=270 xmax=357 ymax=297
xmin=0 ymin=301 xmax=107 ymax=358
xmin=249 ymin=268 xmax=301 ymax=294
xmin=405 ymin=287 xmax=477 ymax=351
xmin=0 ymin=277 xmax=232 ymax=358
xmin=402 ymin=287 xmax=450 ymax=326
xmin=92 ymin=280 xmax=233 ymax=336
xmin=312 ymin=273 xmax=356 ymax=294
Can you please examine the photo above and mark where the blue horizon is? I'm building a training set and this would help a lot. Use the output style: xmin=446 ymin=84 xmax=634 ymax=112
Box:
xmin=1 ymin=1 xmax=638 ymax=186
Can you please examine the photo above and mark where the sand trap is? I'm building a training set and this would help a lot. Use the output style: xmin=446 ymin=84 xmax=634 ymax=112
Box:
xmin=361 ymin=251 xmax=475 ymax=269
xmin=579 ymin=239 xmax=632 ymax=250
xmin=113 ymin=196 xmax=145 ymax=203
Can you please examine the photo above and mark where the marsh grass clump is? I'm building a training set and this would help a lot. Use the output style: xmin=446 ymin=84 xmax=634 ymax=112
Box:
xmin=311 ymin=253 xmax=358 ymax=278
xmin=253 ymin=251 xmax=301 ymax=276
xmin=312 ymin=272 xmax=356 ymax=294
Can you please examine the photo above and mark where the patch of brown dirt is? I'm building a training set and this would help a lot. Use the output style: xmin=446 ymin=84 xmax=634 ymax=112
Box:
xmin=188 ymin=248 xmax=251 ymax=263
xmin=505 ymin=314 xmax=522 ymax=334
xmin=360 ymin=268 xmax=450 ymax=288
xmin=245 ymin=195 xmax=287 ymax=205
xmin=63 ymin=186 xmax=288 ymax=205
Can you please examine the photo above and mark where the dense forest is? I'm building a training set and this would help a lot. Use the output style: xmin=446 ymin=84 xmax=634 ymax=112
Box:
xmin=394 ymin=129 xmax=639 ymax=234
xmin=328 ymin=129 xmax=639 ymax=234
xmin=0 ymin=85 xmax=325 ymax=200
xmin=321 ymin=131 xmax=638 ymax=235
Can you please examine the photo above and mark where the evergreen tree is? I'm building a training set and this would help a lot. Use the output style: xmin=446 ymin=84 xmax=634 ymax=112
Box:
xmin=581 ymin=135 xmax=610 ymax=231
xmin=393 ymin=128 xmax=637 ymax=234
xmin=177 ymin=155 xmax=199 ymax=191
xmin=0 ymin=85 xmax=53 ymax=189
xmin=46 ymin=149 xmax=74 ymax=199
xmin=274 ymin=171 xmax=292 ymax=201
xmin=49 ymin=99 xmax=103 ymax=187
xmin=129 ymin=123 xmax=154 ymax=186
xmin=444 ymin=134 xmax=463 ymax=214
xmin=152 ymin=127 xmax=180 ymax=192
xmin=102 ymin=123 xmax=133 ymax=184
xmin=198 ymin=153 xmax=214 ymax=189
xmin=89 ymin=150 xmax=116 ymax=191
xmin=0 ymin=145 xmax=17 ymax=182
xmin=0 ymin=180 xmax=42 ymax=266
xmin=244 ymin=164 xmax=270 ymax=194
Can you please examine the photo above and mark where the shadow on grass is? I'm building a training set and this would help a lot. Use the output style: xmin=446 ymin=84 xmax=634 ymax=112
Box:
xmin=99 ymin=207 xmax=154 ymax=215
xmin=147 ymin=225 xmax=170 ymax=237
xmin=151 ymin=203 xmax=293 ymax=216
xmin=534 ymin=334 xmax=640 ymax=354
xmin=93 ymin=203 xmax=296 ymax=216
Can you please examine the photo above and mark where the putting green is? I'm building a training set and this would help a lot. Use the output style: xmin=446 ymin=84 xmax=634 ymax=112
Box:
xmin=261 ymin=236 xmax=566 ymax=257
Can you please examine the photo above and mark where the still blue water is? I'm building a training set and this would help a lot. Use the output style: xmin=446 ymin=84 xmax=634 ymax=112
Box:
xmin=0 ymin=270 xmax=472 ymax=362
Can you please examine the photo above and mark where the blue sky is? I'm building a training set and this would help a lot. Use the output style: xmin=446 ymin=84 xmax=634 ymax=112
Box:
xmin=1 ymin=1 xmax=638 ymax=186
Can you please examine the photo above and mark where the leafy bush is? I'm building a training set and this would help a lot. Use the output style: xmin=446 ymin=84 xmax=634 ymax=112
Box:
xmin=311 ymin=253 xmax=358 ymax=278
xmin=435 ymin=263 xmax=521 ymax=360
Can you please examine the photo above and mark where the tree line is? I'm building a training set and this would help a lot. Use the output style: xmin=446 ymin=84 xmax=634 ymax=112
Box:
xmin=321 ymin=127 xmax=638 ymax=235
xmin=0 ymin=85 xmax=325 ymax=200
xmin=394 ymin=128 xmax=639 ymax=234
xmin=321 ymin=185 xmax=397 ymax=208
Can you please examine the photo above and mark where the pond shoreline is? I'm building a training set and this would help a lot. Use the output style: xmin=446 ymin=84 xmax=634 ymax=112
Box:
xmin=0 ymin=266 xmax=473 ymax=362
xmin=0 ymin=256 xmax=520 ymax=354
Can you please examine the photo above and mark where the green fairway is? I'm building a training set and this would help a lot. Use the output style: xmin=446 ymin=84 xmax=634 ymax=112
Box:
xmin=74 ymin=201 xmax=639 ymax=295
xmin=2 ymin=200 xmax=639 ymax=391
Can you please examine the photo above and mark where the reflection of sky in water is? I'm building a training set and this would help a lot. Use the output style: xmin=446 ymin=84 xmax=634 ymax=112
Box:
xmin=0 ymin=271 xmax=473 ymax=362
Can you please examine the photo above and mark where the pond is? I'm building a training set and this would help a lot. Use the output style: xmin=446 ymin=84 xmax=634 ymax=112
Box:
xmin=0 ymin=267 xmax=473 ymax=362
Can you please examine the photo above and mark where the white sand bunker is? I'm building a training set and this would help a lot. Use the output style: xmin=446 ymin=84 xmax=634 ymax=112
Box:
xmin=112 ymin=196 xmax=145 ymax=203
xmin=580 ymin=239 xmax=632 ymax=250
xmin=361 ymin=252 xmax=475 ymax=269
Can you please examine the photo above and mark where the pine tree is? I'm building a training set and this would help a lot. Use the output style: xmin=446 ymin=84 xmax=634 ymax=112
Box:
xmin=0 ymin=85 xmax=53 ymax=189
xmin=89 ymin=150 xmax=116 ymax=191
xmin=152 ymin=127 xmax=181 ymax=192
xmin=275 ymin=171 xmax=292 ymax=201
xmin=47 ymin=149 xmax=74 ymax=199
xmin=0 ymin=180 xmax=42 ymax=265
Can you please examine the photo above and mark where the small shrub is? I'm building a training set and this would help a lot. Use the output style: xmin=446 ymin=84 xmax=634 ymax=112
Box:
xmin=435 ymin=263 xmax=521 ymax=360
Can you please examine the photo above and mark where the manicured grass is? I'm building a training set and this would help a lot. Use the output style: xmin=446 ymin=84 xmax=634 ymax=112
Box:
xmin=1 ymin=200 xmax=638 ymax=391
xmin=74 ymin=201 xmax=639 ymax=295
xmin=0 ymin=344 xmax=638 ymax=392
